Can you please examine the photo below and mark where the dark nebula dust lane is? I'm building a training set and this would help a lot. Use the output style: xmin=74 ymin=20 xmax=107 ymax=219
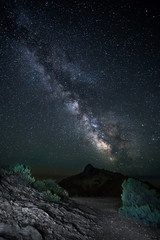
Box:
xmin=0 ymin=0 xmax=160 ymax=178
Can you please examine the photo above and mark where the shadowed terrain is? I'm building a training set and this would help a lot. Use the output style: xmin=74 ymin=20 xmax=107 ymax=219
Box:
xmin=0 ymin=167 xmax=160 ymax=239
xmin=72 ymin=197 xmax=160 ymax=240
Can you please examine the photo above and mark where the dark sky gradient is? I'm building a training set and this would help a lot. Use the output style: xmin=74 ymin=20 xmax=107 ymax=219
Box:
xmin=0 ymin=0 xmax=160 ymax=178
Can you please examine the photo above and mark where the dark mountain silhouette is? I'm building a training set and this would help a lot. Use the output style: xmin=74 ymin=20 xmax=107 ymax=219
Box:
xmin=59 ymin=164 xmax=128 ymax=197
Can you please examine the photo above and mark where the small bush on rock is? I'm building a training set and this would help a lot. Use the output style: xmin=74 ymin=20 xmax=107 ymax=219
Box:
xmin=33 ymin=180 xmax=47 ymax=192
xmin=7 ymin=163 xmax=68 ymax=203
xmin=33 ymin=178 xmax=68 ymax=201
xmin=44 ymin=179 xmax=69 ymax=200
xmin=43 ymin=190 xmax=61 ymax=203
xmin=119 ymin=178 xmax=160 ymax=229
xmin=44 ymin=179 xmax=63 ymax=195
xmin=11 ymin=163 xmax=35 ymax=186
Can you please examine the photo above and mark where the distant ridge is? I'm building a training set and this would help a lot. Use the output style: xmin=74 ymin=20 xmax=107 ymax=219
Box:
xmin=59 ymin=164 xmax=128 ymax=197
xmin=83 ymin=164 xmax=99 ymax=174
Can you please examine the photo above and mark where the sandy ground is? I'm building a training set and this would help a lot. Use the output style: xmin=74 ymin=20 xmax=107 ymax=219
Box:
xmin=72 ymin=197 xmax=160 ymax=240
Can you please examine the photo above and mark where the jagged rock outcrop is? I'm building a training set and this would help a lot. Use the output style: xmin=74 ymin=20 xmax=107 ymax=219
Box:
xmin=60 ymin=164 xmax=127 ymax=197
xmin=0 ymin=168 xmax=102 ymax=240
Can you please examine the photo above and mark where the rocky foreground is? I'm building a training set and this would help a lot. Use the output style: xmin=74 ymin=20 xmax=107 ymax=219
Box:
xmin=0 ymin=169 xmax=102 ymax=240
xmin=0 ymin=168 xmax=160 ymax=240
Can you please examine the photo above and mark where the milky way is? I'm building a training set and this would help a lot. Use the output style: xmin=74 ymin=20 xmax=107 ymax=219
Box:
xmin=22 ymin=45 xmax=139 ymax=165
xmin=0 ymin=0 xmax=160 ymax=178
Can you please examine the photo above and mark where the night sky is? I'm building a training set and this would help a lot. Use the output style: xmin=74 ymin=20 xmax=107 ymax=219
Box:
xmin=1 ymin=0 xmax=160 ymax=179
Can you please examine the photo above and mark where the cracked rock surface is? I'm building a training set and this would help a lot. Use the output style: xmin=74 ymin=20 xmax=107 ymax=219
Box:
xmin=0 ymin=169 xmax=102 ymax=240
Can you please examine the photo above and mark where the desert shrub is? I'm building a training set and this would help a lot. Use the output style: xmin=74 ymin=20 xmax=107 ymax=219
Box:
xmin=8 ymin=164 xmax=67 ymax=202
xmin=33 ymin=178 xmax=68 ymax=201
xmin=13 ymin=164 xmax=31 ymax=174
xmin=119 ymin=178 xmax=160 ymax=229
xmin=33 ymin=180 xmax=47 ymax=192
xmin=43 ymin=190 xmax=61 ymax=203
xmin=44 ymin=179 xmax=62 ymax=193
xmin=11 ymin=163 xmax=35 ymax=186
xmin=44 ymin=179 xmax=69 ymax=199
xmin=52 ymin=193 xmax=61 ymax=203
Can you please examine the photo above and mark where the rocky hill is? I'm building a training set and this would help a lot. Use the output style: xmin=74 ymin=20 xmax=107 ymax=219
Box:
xmin=59 ymin=164 xmax=127 ymax=197
xmin=0 ymin=167 xmax=102 ymax=240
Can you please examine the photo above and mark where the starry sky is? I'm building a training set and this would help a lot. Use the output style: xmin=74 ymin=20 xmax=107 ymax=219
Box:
xmin=0 ymin=0 xmax=160 ymax=179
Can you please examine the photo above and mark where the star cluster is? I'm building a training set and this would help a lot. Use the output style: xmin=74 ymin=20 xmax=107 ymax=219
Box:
xmin=0 ymin=0 xmax=160 ymax=178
